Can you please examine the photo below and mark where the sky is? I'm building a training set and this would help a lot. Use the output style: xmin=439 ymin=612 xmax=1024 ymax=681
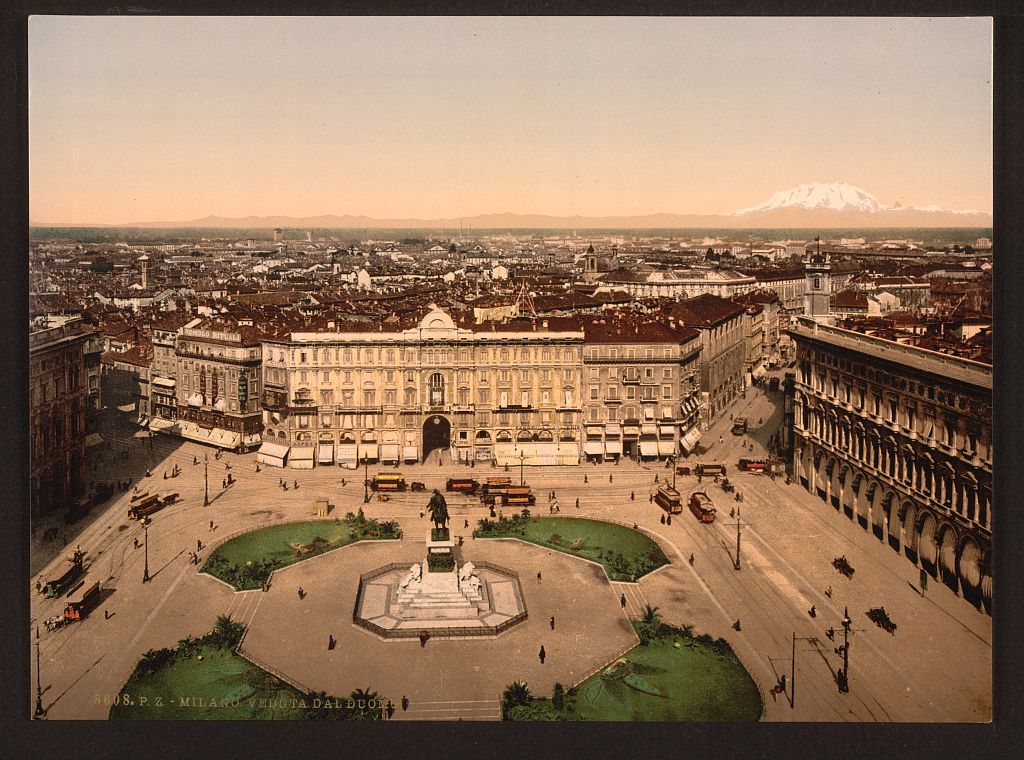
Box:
xmin=29 ymin=16 xmax=993 ymax=224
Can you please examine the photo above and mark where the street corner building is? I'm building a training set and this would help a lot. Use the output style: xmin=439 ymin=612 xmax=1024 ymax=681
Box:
xmin=787 ymin=315 xmax=992 ymax=613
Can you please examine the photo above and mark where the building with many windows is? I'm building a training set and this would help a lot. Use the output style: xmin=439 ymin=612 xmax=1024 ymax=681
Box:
xmin=172 ymin=323 xmax=264 ymax=451
xmin=788 ymin=316 xmax=992 ymax=613
xmin=30 ymin=317 xmax=95 ymax=516
xmin=257 ymin=307 xmax=584 ymax=469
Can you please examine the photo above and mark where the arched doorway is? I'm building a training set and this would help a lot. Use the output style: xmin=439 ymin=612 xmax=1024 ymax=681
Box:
xmin=422 ymin=415 xmax=451 ymax=462
xmin=957 ymin=537 xmax=984 ymax=608
xmin=937 ymin=523 xmax=959 ymax=592
xmin=918 ymin=512 xmax=939 ymax=577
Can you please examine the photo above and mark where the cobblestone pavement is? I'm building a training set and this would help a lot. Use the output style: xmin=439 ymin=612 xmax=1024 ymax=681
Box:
xmin=30 ymin=386 xmax=991 ymax=721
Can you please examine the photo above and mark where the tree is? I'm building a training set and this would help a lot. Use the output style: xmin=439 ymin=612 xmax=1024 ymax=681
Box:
xmin=427 ymin=490 xmax=449 ymax=530
xmin=552 ymin=682 xmax=566 ymax=711
xmin=501 ymin=681 xmax=531 ymax=718
xmin=348 ymin=687 xmax=383 ymax=720
xmin=212 ymin=614 xmax=246 ymax=649
xmin=641 ymin=603 xmax=662 ymax=627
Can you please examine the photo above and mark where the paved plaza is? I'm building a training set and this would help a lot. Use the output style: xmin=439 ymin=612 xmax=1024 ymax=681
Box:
xmin=30 ymin=380 xmax=991 ymax=721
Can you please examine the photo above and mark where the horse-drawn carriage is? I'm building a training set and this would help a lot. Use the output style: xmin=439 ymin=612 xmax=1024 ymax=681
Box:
xmin=866 ymin=606 xmax=897 ymax=634
xmin=832 ymin=555 xmax=855 ymax=578
xmin=410 ymin=481 xmax=427 ymax=492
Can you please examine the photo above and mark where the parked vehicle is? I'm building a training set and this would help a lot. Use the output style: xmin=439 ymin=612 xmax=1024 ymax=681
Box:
xmin=64 ymin=581 xmax=101 ymax=621
xmin=695 ymin=463 xmax=727 ymax=477
xmin=720 ymin=478 xmax=735 ymax=493
xmin=43 ymin=549 xmax=86 ymax=598
xmin=370 ymin=473 xmax=407 ymax=492
xmin=446 ymin=478 xmax=480 ymax=495
xmin=731 ymin=418 xmax=749 ymax=435
xmin=688 ymin=490 xmax=717 ymax=523
xmin=654 ymin=486 xmax=683 ymax=514
xmin=410 ymin=481 xmax=427 ymax=492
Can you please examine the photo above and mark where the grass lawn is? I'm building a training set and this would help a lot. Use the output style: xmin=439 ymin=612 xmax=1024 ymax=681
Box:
xmin=486 ymin=517 xmax=668 ymax=581
xmin=109 ymin=645 xmax=313 ymax=720
xmin=572 ymin=633 xmax=763 ymax=721
xmin=203 ymin=518 xmax=397 ymax=590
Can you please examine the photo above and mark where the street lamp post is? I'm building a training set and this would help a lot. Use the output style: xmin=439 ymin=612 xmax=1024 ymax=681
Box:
xmin=142 ymin=521 xmax=150 ymax=583
xmin=364 ymin=457 xmax=370 ymax=503
xmin=837 ymin=606 xmax=852 ymax=693
xmin=520 ymin=450 xmax=525 ymax=487
xmin=203 ymin=451 xmax=210 ymax=507
xmin=34 ymin=626 xmax=45 ymax=718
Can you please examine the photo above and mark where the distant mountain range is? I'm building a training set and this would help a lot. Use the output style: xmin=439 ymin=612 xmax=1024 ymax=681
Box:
xmin=33 ymin=183 xmax=992 ymax=230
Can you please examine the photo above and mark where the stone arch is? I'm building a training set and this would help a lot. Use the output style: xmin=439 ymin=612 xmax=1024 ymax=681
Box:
xmin=813 ymin=449 xmax=827 ymax=500
xmin=900 ymin=501 xmax=918 ymax=561
xmin=917 ymin=511 xmax=939 ymax=577
xmin=828 ymin=458 xmax=843 ymax=510
xmin=839 ymin=465 xmax=856 ymax=517
xmin=799 ymin=444 xmax=813 ymax=491
xmin=936 ymin=522 xmax=960 ymax=592
xmin=884 ymin=491 xmax=901 ymax=551
xmin=855 ymin=479 xmax=877 ymax=530
xmin=956 ymin=535 xmax=984 ymax=609
xmin=979 ymin=550 xmax=992 ymax=614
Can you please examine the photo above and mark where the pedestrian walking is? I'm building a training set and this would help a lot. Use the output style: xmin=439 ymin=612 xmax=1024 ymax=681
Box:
xmin=808 ymin=605 xmax=816 ymax=618
xmin=537 ymin=571 xmax=542 ymax=583
xmin=550 ymin=616 xmax=555 ymax=630
xmin=654 ymin=474 xmax=659 ymax=483
xmin=666 ymin=514 xmax=671 ymax=525
xmin=222 ymin=478 xmax=226 ymax=489
xmin=386 ymin=701 xmax=395 ymax=719
xmin=688 ymin=553 xmax=694 ymax=565
xmin=35 ymin=580 xmax=42 ymax=593
xmin=197 ymin=539 xmax=202 ymax=552
xmin=825 ymin=585 xmax=832 ymax=599
xmin=133 ymin=537 xmax=139 ymax=549
xmin=620 ymin=593 xmax=626 ymax=608
xmin=733 ymin=619 xmax=741 ymax=631
xmin=609 ymin=474 xmax=613 ymax=483
xmin=464 ymin=519 xmax=469 ymax=529
xmin=630 ymin=491 xmax=635 ymax=501
xmin=575 ymin=498 xmax=580 ymax=509
xmin=539 ymin=645 xmax=546 ymax=664
xmin=209 ymin=520 xmax=214 ymax=531
xmin=401 ymin=696 xmax=409 ymax=711
xmin=298 ymin=587 xmax=305 ymax=600
xmin=419 ymin=630 xmax=429 ymax=648
xmin=293 ymin=480 xmax=299 ymax=489
xmin=327 ymin=634 xmax=334 ymax=650
xmin=780 ymin=674 xmax=787 ymax=692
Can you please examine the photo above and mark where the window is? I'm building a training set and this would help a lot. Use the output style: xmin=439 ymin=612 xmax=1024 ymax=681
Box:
xmin=626 ymin=386 xmax=636 ymax=399
xmin=563 ymin=389 xmax=573 ymax=406
xmin=590 ymin=386 xmax=599 ymax=400
xmin=645 ymin=368 xmax=654 ymax=380
xmin=500 ymin=391 xmax=509 ymax=407
xmin=343 ymin=371 xmax=352 ymax=383
xmin=299 ymin=370 xmax=308 ymax=383
xmin=663 ymin=368 xmax=672 ymax=379
xmin=479 ymin=370 xmax=488 ymax=383
xmin=385 ymin=390 xmax=395 ymax=405
xmin=520 ymin=369 xmax=530 ymax=383
xmin=300 ymin=352 xmax=307 ymax=364
xmin=404 ymin=388 xmax=416 ymax=406
xmin=499 ymin=370 xmax=510 ymax=383
xmin=406 ymin=370 xmax=415 ymax=384
xmin=889 ymin=400 xmax=898 ymax=422
xmin=428 ymin=373 xmax=445 ymax=406
xmin=363 ymin=389 xmax=375 ymax=406
xmin=322 ymin=371 xmax=330 ymax=383
xmin=320 ymin=389 xmax=333 ymax=405
xmin=385 ymin=371 xmax=395 ymax=384
xmin=478 ymin=388 xmax=490 ymax=404
xmin=520 ymin=390 xmax=530 ymax=406
xmin=542 ymin=390 xmax=550 ymax=404
xmin=662 ymin=385 xmax=672 ymax=399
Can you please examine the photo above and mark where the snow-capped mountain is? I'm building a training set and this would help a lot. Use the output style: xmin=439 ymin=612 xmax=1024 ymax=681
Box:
xmin=732 ymin=182 xmax=891 ymax=215
xmin=726 ymin=182 xmax=991 ymax=227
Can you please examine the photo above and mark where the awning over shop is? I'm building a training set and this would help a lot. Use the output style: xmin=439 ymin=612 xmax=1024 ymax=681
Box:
xmin=208 ymin=428 xmax=241 ymax=449
xmin=494 ymin=443 xmax=520 ymax=467
xmin=117 ymin=403 xmax=137 ymax=412
xmin=605 ymin=424 xmax=622 ymax=437
xmin=380 ymin=444 xmax=401 ymax=463
xmin=290 ymin=446 xmax=315 ymax=469
xmin=213 ymin=398 xmax=226 ymax=412
xmin=243 ymin=433 xmax=262 ymax=447
xmin=535 ymin=443 xmax=559 ymax=466
xmin=517 ymin=444 xmax=537 ymax=464
xmin=149 ymin=417 xmax=176 ymax=432
xmin=84 ymin=432 xmax=104 ymax=448
xmin=317 ymin=445 xmax=334 ymax=463
xmin=583 ymin=441 xmax=605 ymax=457
xmin=402 ymin=445 xmax=419 ymax=462
xmin=152 ymin=376 xmax=176 ymax=388
xmin=752 ymin=365 xmax=767 ymax=380
xmin=187 ymin=394 xmax=202 ymax=407
xmin=475 ymin=447 xmax=493 ymax=460
xmin=659 ymin=425 xmax=675 ymax=437
xmin=338 ymin=443 xmax=358 ymax=468
xmin=357 ymin=443 xmax=379 ymax=461
xmin=623 ymin=426 xmax=640 ymax=438
xmin=605 ymin=440 xmax=623 ymax=456
xmin=557 ymin=443 xmax=580 ymax=465
xmin=585 ymin=426 xmax=604 ymax=437
xmin=641 ymin=423 xmax=658 ymax=436
xmin=639 ymin=440 xmax=658 ymax=458
xmin=257 ymin=441 xmax=290 ymax=467
xmin=658 ymin=440 xmax=675 ymax=456
xmin=680 ymin=429 xmax=702 ymax=453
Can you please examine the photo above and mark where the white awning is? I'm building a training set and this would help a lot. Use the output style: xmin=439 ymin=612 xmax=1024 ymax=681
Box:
xmin=585 ymin=426 xmax=604 ymax=436
xmin=583 ymin=441 xmax=604 ymax=456
xmin=152 ymin=376 xmax=176 ymax=388
xmin=243 ymin=432 xmax=262 ymax=447
xmin=659 ymin=425 xmax=675 ymax=436
xmin=605 ymin=440 xmax=623 ymax=455
xmin=84 ymin=432 xmax=104 ymax=447
xmin=402 ymin=445 xmax=419 ymax=461
xmin=535 ymin=443 xmax=559 ymax=466
xmin=680 ymin=429 xmax=702 ymax=453
xmin=117 ymin=403 xmax=137 ymax=412
xmin=358 ymin=443 xmax=379 ymax=460
xmin=380 ymin=444 xmax=401 ymax=462
xmin=658 ymin=439 xmax=675 ymax=456
xmin=623 ymin=426 xmax=640 ymax=437
xmin=149 ymin=417 xmax=175 ymax=432
xmin=317 ymin=444 xmax=334 ymax=463
xmin=338 ymin=443 xmax=358 ymax=467
xmin=639 ymin=440 xmax=658 ymax=457
xmin=187 ymin=393 xmax=203 ymax=407
xmin=641 ymin=423 xmax=658 ymax=436
xmin=753 ymin=365 xmax=767 ymax=380
xmin=213 ymin=398 xmax=226 ymax=412
xmin=209 ymin=428 xmax=241 ymax=449
xmin=494 ymin=443 xmax=520 ymax=466
xmin=290 ymin=446 xmax=315 ymax=461
xmin=557 ymin=443 xmax=579 ymax=465
xmin=257 ymin=441 xmax=290 ymax=459
xmin=605 ymin=424 xmax=621 ymax=437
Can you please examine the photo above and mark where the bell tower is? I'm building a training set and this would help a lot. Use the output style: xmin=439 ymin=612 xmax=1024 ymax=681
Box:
xmin=803 ymin=236 xmax=831 ymax=318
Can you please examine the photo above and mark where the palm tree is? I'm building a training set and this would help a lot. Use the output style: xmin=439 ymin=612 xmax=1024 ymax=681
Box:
xmin=501 ymin=681 xmax=531 ymax=718
xmin=348 ymin=687 xmax=383 ymax=720
xmin=213 ymin=613 xmax=246 ymax=649
xmin=641 ymin=604 xmax=662 ymax=627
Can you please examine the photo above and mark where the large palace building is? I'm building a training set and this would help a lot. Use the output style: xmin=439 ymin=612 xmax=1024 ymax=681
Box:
xmin=788 ymin=316 xmax=992 ymax=613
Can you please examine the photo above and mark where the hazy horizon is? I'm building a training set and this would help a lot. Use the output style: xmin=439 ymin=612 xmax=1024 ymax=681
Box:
xmin=30 ymin=16 xmax=993 ymax=225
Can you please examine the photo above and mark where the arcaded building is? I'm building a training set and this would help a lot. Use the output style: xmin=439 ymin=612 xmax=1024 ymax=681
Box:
xmin=788 ymin=316 xmax=992 ymax=613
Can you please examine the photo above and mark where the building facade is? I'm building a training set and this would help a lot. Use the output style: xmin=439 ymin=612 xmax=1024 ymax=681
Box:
xmin=258 ymin=307 xmax=585 ymax=469
xmin=30 ymin=318 xmax=94 ymax=516
xmin=788 ymin=316 xmax=992 ymax=613
xmin=172 ymin=324 xmax=264 ymax=450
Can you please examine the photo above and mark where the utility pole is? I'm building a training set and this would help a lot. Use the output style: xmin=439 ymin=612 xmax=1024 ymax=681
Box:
xmin=736 ymin=506 xmax=741 ymax=570
xmin=788 ymin=632 xmax=816 ymax=709
xmin=837 ymin=606 xmax=852 ymax=693
xmin=364 ymin=457 xmax=370 ymax=503
xmin=203 ymin=451 xmax=210 ymax=507
xmin=142 ymin=521 xmax=151 ymax=583
xmin=520 ymin=450 xmax=525 ymax=487
xmin=34 ymin=626 xmax=45 ymax=718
